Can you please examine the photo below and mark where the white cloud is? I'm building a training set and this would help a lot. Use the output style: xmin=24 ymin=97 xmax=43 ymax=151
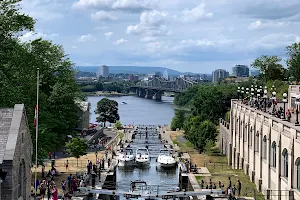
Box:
xmin=140 ymin=37 xmax=157 ymax=42
xmin=126 ymin=10 xmax=171 ymax=36
xmin=104 ymin=32 xmax=114 ymax=40
xmin=19 ymin=31 xmax=59 ymax=42
xmin=91 ymin=11 xmax=117 ymax=21
xmin=248 ymin=20 xmax=286 ymax=30
xmin=113 ymin=38 xmax=128 ymax=45
xmin=77 ymin=34 xmax=97 ymax=42
xmin=72 ymin=46 xmax=78 ymax=49
xmin=177 ymin=2 xmax=213 ymax=22
xmin=252 ymin=33 xmax=300 ymax=49
xmin=72 ymin=0 xmax=154 ymax=12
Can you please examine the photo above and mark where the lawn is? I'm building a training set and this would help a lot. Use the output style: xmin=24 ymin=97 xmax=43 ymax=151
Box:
xmin=170 ymin=130 xmax=265 ymax=200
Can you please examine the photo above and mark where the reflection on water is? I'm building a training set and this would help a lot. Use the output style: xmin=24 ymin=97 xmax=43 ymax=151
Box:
xmin=87 ymin=96 xmax=174 ymax=125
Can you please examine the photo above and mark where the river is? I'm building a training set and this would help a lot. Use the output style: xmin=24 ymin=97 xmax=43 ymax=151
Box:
xmin=87 ymin=96 xmax=175 ymax=125
xmin=88 ymin=96 xmax=178 ymax=197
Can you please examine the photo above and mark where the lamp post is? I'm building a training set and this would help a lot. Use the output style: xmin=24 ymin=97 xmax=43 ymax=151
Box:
xmin=241 ymin=87 xmax=245 ymax=100
xmin=251 ymin=86 xmax=254 ymax=107
xmin=237 ymin=87 xmax=240 ymax=101
xmin=264 ymin=87 xmax=268 ymax=112
xmin=295 ymin=95 xmax=300 ymax=125
xmin=95 ymin=150 xmax=98 ymax=163
xmin=282 ymin=93 xmax=288 ymax=120
xmin=257 ymin=89 xmax=261 ymax=109
xmin=272 ymin=91 xmax=277 ymax=115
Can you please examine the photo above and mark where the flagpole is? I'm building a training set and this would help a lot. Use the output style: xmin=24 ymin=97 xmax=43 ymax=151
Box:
xmin=34 ymin=68 xmax=39 ymax=198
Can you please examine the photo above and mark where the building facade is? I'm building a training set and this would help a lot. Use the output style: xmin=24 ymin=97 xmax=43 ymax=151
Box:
xmin=97 ymin=65 xmax=109 ymax=78
xmin=0 ymin=104 xmax=33 ymax=200
xmin=212 ymin=69 xmax=229 ymax=83
xmin=76 ymin=101 xmax=91 ymax=130
xmin=232 ymin=65 xmax=249 ymax=77
xmin=220 ymin=100 xmax=300 ymax=200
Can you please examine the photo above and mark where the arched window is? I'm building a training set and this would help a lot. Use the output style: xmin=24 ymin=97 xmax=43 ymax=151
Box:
xmin=263 ymin=136 xmax=267 ymax=159
xmin=249 ymin=127 xmax=252 ymax=147
xmin=282 ymin=149 xmax=288 ymax=178
xmin=255 ymin=131 xmax=259 ymax=152
xmin=296 ymin=158 xmax=300 ymax=190
xmin=271 ymin=142 xmax=276 ymax=168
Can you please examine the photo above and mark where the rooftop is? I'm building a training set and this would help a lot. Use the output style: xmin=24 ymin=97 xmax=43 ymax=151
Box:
xmin=0 ymin=108 xmax=14 ymax=164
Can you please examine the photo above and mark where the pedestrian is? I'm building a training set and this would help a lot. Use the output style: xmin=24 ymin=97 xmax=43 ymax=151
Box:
xmin=40 ymin=180 xmax=46 ymax=200
xmin=52 ymin=185 xmax=58 ymax=200
xmin=61 ymin=180 xmax=67 ymax=196
xmin=232 ymin=185 xmax=236 ymax=195
xmin=67 ymin=174 xmax=72 ymax=191
xmin=228 ymin=177 xmax=232 ymax=188
xmin=34 ymin=178 xmax=40 ymax=192
xmin=48 ymin=152 xmax=52 ymax=159
xmin=237 ymin=180 xmax=242 ymax=196
xmin=65 ymin=160 xmax=69 ymax=171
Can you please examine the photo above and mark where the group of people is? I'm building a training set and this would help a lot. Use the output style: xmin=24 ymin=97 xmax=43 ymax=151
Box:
xmin=34 ymin=178 xmax=59 ymax=200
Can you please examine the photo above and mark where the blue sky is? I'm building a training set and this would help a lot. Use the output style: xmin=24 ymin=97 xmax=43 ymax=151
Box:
xmin=19 ymin=0 xmax=300 ymax=73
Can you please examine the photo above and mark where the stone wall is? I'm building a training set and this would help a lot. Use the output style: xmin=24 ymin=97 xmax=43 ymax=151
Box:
xmin=219 ymin=118 xmax=230 ymax=156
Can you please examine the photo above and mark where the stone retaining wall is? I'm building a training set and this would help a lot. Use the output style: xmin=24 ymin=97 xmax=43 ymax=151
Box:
xmin=219 ymin=118 xmax=230 ymax=156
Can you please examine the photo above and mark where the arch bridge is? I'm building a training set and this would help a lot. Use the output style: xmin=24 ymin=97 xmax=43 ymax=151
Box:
xmin=131 ymin=77 xmax=196 ymax=100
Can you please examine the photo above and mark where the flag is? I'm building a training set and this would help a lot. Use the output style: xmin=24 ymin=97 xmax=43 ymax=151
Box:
xmin=34 ymin=105 xmax=38 ymax=127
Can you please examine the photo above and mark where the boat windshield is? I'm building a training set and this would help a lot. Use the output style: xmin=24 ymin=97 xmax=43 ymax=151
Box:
xmin=136 ymin=149 xmax=148 ymax=155
xmin=160 ymin=149 xmax=172 ymax=155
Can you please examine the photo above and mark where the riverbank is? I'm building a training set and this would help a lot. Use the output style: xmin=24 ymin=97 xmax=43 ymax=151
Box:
xmin=169 ymin=130 xmax=264 ymax=200
xmin=83 ymin=91 xmax=135 ymax=97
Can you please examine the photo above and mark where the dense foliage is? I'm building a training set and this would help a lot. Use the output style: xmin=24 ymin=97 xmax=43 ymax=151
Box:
xmin=96 ymin=98 xmax=120 ymax=126
xmin=0 ymin=0 xmax=81 ymax=159
xmin=65 ymin=138 xmax=88 ymax=166
xmin=170 ymin=110 xmax=185 ymax=131
xmin=80 ymin=81 xmax=135 ymax=93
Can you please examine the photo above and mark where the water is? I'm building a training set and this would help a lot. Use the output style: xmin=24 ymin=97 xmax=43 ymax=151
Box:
xmin=87 ymin=96 xmax=178 ymax=198
xmin=87 ymin=96 xmax=174 ymax=125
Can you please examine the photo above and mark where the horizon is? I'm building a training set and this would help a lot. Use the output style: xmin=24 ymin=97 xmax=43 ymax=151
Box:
xmin=19 ymin=0 xmax=300 ymax=73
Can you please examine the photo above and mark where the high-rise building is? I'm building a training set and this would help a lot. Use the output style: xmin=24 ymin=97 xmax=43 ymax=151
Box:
xmin=212 ymin=69 xmax=229 ymax=83
xmin=163 ymin=69 xmax=169 ymax=80
xmin=97 ymin=65 xmax=109 ymax=78
xmin=232 ymin=65 xmax=249 ymax=77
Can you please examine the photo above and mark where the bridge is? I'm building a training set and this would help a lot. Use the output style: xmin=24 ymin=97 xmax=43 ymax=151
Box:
xmin=131 ymin=77 xmax=196 ymax=100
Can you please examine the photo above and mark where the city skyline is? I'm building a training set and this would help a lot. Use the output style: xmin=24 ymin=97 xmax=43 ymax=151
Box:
xmin=19 ymin=0 xmax=300 ymax=73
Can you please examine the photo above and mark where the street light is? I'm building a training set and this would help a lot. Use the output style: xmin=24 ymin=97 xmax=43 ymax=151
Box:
xmin=263 ymin=87 xmax=268 ymax=112
xmin=257 ymin=89 xmax=261 ymax=109
xmin=237 ymin=87 xmax=240 ymax=100
xmin=241 ymin=87 xmax=245 ymax=100
xmin=251 ymin=87 xmax=255 ymax=107
xmin=272 ymin=91 xmax=277 ymax=115
xmin=282 ymin=93 xmax=288 ymax=120
xmin=295 ymin=95 xmax=300 ymax=125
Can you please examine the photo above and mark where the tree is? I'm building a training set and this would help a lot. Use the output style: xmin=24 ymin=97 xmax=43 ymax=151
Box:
xmin=95 ymin=82 xmax=103 ymax=91
xmin=196 ymin=120 xmax=217 ymax=151
xmin=286 ymin=42 xmax=300 ymax=83
xmin=114 ymin=120 xmax=122 ymax=130
xmin=65 ymin=138 xmax=88 ymax=166
xmin=251 ymin=55 xmax=284 ymax=82
xmin=96 ymin=98 xmax=120 ymax=126
xmin=203 ymin=140 xmax=215 ymax=156
xmin=170 ymin=110 xmax=185 ymax=131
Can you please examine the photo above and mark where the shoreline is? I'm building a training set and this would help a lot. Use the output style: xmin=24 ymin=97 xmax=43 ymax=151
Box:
xmin=83 ymin=92 xmax=135 ymax=97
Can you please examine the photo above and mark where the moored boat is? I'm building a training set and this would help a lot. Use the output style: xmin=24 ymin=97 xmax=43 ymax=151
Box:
xmin=135 ymin=148 xmax=150 ymax=166
xmin=157 ymin=149 xmax=176 ymax=168
xmin=118 ymin=148 xmax=134 ymax=167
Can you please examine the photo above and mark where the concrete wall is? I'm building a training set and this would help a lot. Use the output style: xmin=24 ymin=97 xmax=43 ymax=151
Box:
xmin=219 ymin=119 xmax=230 ymax=156
xmin=221 ymin=100 xmax=300 ymax=200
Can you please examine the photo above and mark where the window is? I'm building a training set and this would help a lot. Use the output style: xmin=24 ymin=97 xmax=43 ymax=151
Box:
xmin=263 ymin=136 xmax=267 ymax=159
xmin=249 ymin=127 xmax=252 ymax=147
xmin=296 ymin=158 xmax=300 ymax=190
xmin=272 ymin=142 xmax=276 ymax=168
xmin=282 ymin=149 xmax=288 ymax=178
xmin=255 ymin=132 xmax=259 ymax=152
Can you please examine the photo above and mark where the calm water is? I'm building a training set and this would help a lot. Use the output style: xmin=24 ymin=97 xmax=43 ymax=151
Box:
xmin=87 ymin=96 xmax=175 ymax=125
xmin=88 ymin=96 xmax=178 ymax=196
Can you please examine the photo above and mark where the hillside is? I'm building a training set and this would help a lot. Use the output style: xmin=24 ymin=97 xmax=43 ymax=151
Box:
xmin=75 ymin=66 xmax=186 ymax=76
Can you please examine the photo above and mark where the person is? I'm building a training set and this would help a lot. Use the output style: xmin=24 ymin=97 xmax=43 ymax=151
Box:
xmin=67 ymin=174 xmax=72 ymax=191
xmin=65 ymin=160 xmax=69 ymax=171
xmin=34 ymin=178 xmax=40 ymax=192
xmin=52 ymin=185 xmax=58 ymax=200
xmin=40 ymin=180 xmax=47 ymax=200
xmin=237 ymin=180 xmax=242 ymax=196
xmin=61 ymin=180 xmax=67 ymax=196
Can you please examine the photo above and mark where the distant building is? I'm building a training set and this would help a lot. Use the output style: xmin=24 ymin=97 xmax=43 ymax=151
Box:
xmin=163 ymin=69 xmax=169 ymax=80
xmin=212 ymin=69 xmax=229 ymax=83
xmin=232 ymin=65 xmax=249 ymax=77
xmin=0 ymin=104 xmax=32 ymax=200
xmin=97 ymin=65 xmax=109 ymax=78
xmin=128 ymin=75 xmax=139 ymax=82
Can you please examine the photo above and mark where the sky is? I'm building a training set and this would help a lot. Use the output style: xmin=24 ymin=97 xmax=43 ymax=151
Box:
xmin=18 ymin=0 xmax=300 ymax=74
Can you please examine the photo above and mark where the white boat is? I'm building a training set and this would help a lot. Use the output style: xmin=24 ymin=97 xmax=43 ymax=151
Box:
xmin=118 ymin=148 xmax=134 ymax=167
xmin=157 ymin=149 xmax=176 ymax=168
xmin=135 ymin=148 xmax=150 ymax=165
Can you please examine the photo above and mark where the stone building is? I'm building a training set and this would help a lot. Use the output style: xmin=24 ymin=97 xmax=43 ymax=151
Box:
xmin=0 ymin=104 xmax=33 ymax=200
xmin=76 ymin=101 xmax=91 ymax=130
xmin=219 ymin=100 xmax=300 ymax=200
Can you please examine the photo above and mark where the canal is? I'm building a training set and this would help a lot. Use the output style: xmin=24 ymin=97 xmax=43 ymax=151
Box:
xmin=87 ymin=96 xmax=178 ymax=198
xmin=88 ymin=96 xmax=175 ymax=125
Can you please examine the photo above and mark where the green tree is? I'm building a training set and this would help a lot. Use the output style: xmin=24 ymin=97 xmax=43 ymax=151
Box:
xmin=65 ymin=138 xmax=88 ymax=166
xmin=170 ymin=110 xmax=185 ymax=131
xmin=95 ymin=82 xmax=103 ymax=91
xmin=203 ymin=140 xmax=215 ymax=156
xmin=286 ymin=42 xmax=300 ymax=83
xmin=114 ymin=120 xmax=122 ymax=130
xmin=196 ymin=120 xmax=217 ymax=151
xmin=96 ymin=98 xmax=120 ymax=126
xmin=251 ymin=55 xmax=284 ymax=82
